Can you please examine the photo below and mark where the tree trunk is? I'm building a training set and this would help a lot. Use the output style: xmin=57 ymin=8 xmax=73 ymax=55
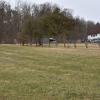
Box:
xmin=38 ymin=38 xmax=43 ymax=46
xmin=67 ymin=41 xmax=70 ymax=48
xmin=64 ymin=42 xmax=66 ymax=48
xmin=22 ymin=41 xmax=25 ymax=46
xmin=55 ymin=36 xmax=58 ymax=47
xmin=63 ymin=35 xmax=66 ymax=48
xmin=36 ymin=41 xmax=38 ymax=47
xmin=35 ymin=38 xmax=38 ymax=47
xmin=85 ymin=41 xmax=88 ymax=48
xmin=30 ymin=37 xmax=33 ymax=46
xmin=63 ymin=39 xmax=66 ymax=48
xmin=74 ymin=41 xmax=77 ymax=48
xmin=41 ymin=39 xmax=43 ymax=47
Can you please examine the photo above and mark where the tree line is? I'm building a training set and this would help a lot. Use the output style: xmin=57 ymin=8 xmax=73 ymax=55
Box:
xmin=0 ymin=0 xmax=100 ymax=47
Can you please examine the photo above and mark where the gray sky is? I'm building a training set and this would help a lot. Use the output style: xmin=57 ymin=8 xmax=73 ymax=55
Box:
xmin=5 ymin=0 xmax=100 ymax=22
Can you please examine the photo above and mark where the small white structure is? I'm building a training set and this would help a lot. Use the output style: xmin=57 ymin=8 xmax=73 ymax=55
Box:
xmin=87 ymin=33 xmax=100 ymax=42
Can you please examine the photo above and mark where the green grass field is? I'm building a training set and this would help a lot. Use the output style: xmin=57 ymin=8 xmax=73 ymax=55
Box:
xmin=0 ymin=45 xmax=100 ymax=100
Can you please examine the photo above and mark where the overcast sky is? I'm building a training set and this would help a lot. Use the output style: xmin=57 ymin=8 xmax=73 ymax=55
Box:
xmin=4 ymin=0 xmax=100 ymax=22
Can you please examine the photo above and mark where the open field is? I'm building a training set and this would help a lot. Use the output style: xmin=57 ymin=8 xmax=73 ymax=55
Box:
xmin=0 ymin=44 xmax=100 ymax=100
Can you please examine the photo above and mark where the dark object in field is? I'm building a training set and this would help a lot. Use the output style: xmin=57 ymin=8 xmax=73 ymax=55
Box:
xmin=49 ymin=38 xmax=56 ymax=47
xmin=49 ymin=38 xmax=56 ymax=42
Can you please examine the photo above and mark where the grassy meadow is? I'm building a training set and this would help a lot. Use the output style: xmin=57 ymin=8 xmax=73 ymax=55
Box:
xmin=0 ymin=44 xmax=100 ymax=100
